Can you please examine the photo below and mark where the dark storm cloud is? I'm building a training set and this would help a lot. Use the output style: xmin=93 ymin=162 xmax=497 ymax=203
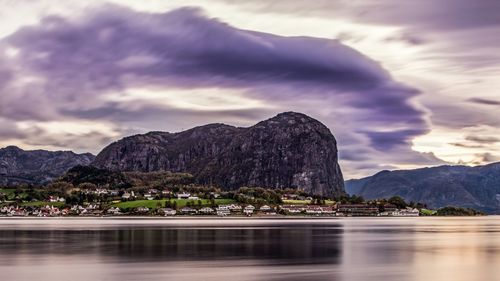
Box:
xmin=449 ymin=142 xmax=483 ymax=149
xmin=223 ymin=0 xmax=500 ymax=72
xmin=448 ymin=135 xmax=500 ymax=149
xmin=465 ymin=135 xmax=500 ymax=144
xmin=5 ymin=6 xmax=390 ymax=92
xmin=467 ymin=97 xmax=500 ymax=106
xmin=0 ymin=4 xmax=428 ymax=154
xmin=424 ymin=102 xmax=500 ymax=129
xmin=224 ymin=0 xmax=500 ymax=31
xmin=361 ymin=129 xmax=427 ymax=151
xmin=61 ymin=101 xmax=275 ymax=132
xmin=384 ymin=33 xmax=426 ymax=45
xmin=469 ymin=153 xmax=500 ymax=165
xmin=22 ymin=130 xmax=116 ymax=151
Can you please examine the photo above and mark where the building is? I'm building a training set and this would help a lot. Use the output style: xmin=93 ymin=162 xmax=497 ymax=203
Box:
xmin=244 ymin=205 xmax=255 ymax=215
xmin=337 ymin=204 xmax=379 ymax=216
xmin=136 ymin=207 xmax=150 ymax=214
xmin=305 ymin=206 xmax=323 ymax=215
xmin=180 ymin=207 xmax=197 ymax=215
xmin=48 ymin=196 xmax=64 ymax=203
xmin=199 ymin=207 xmax=214 ymax=214
xmin=216 ymin=205 xmax=230 ymax=216
xmin=107 ymin=207 xmax=122 ymax=215
xmin=397 ymin=207 xmax=420 ymax=217
xmin=160 ymin=208 xmax=177 ymax=216
xmin=228 ymin=204 xmax=242 ymax=212
xmin=177 ymin=193 xmax=191 ymax=199
xmin=379 ymin=204 xmax=399 ymax=216
xmin=280 ymin=205 xmax=306 ymax=214
xmin=259 ymin=205 xmax=272 ymax=212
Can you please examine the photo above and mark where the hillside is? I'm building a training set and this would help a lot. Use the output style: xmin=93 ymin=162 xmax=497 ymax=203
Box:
xmin=0 ymin=146 xmax=95 ymax=185
xmin=94 ymin=112 xmax=345 ymax=196
xmin=346 ymin=163 xmax=500 ymax=213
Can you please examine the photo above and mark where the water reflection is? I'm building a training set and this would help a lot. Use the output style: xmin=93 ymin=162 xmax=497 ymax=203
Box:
xmin=0 ymin=217 xmax=499 ymax=281
xmin=0 ymin=222 xmax=343 ymax=264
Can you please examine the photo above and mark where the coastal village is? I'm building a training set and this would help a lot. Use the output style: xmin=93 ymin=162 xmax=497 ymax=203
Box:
xmin=0 ymin=187 xmax=422 ymax=217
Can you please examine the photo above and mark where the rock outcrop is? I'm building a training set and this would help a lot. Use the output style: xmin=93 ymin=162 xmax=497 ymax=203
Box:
xmin=94 ymin=112 xmax=345 ymax=196
xmin=0 ymin=146 xmax=95 ymax=185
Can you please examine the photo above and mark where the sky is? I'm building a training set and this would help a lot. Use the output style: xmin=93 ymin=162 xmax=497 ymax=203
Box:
xmin=0 ymin=0 xmax=499 ymax=179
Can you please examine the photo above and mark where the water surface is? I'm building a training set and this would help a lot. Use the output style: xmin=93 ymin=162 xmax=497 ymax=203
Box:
xmin=1 ymin=217 xmax=499 ymax=281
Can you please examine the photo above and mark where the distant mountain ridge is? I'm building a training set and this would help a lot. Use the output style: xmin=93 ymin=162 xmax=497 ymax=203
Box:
xmin=0 ymin=146 xmax=95 ymax=185
xmin=93 ymin=112 xmax=345 ymax=196
xmin=346 ymin=163 xmax=500 ymax=214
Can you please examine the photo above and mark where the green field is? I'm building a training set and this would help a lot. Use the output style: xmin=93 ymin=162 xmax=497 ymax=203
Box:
xmin=420 ymin=209 xmax=437 ymax=216
xmin=0 ymin=189 xmax=30 ymax=200
xmin=0 ymin=189 xmax=16 ymax=195
xmin=112 ymin=198 xmax=235 ymax=209
xmin=0 ymin=189 xmax=17 ymax=199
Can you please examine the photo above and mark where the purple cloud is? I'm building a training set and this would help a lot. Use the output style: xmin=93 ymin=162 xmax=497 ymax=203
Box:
xmin=468 ymin=97 xmax=500 ymax=106
xmin=0 ymin=4 xmax=434 ymax=176
xmin=465 ymin=135 xmax=500 ymax=144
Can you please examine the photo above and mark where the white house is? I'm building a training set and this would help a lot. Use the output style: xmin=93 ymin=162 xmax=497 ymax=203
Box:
xmin=216 ymin=206 xmax=230 ymax=216
xmin=136 ymin=207 xmax=149 ymax=213
xmin=397 ymin=207 xmax=420 ymax=217
xmin=161 ymin=208 xmax=177 ymax=216
xmin=244 ymin=205 xmax=255 ymax=215
xmin=107 ymin=207 xmax=122 ymax=215
xmin=177 ymin=193 xmax=191 ymax=199
xmin=180 ymin=207 xmax=197 ymax=214
xmin=199 ymin=207 xmax=214 ymax=214
xmin=228 ymin=204 xmax=242 ymax=212
xmin=259 ymin=205 xmax=272 ymax=212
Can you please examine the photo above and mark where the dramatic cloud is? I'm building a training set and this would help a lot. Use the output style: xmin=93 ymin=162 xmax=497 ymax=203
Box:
xmin=0 ymin=4 xmax=432 ymax=178
xmin=468 ymin=98 xmax=500 ymax=106
xmin=465 ymin=135 xmax=500 ymax=144
xmin=4 ymin=1 xmax=498 ymax=178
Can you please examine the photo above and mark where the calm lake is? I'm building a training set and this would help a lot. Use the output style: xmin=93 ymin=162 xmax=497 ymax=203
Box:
xmin=0 ymin=217 xmax=499 ymax=281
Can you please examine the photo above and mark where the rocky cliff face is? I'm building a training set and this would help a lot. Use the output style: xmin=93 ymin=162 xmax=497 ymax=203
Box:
xmin=0 ymin=146 xmax=95 ymax=185
xmin=345 ymin=163 xmax=500 ymax=214
xmin=94 ymin=112 xmax=345 ymax=196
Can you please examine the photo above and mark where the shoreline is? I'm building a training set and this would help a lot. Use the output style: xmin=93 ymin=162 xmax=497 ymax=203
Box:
xmin=0 ymin=215 xmax=492 ymax=219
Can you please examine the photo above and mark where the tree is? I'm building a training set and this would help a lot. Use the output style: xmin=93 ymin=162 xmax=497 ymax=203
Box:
xmin=77 ymin=182 xmax=97 ymax=190
xmin=165 ymin=200 xmax=172 ymax=208
xmin=388 ymin=196 xmax=407 ymax=209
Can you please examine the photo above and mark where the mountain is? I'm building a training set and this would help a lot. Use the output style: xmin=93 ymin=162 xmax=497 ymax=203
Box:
xmin=94 ymin=112 xmax=345 ymax=196
xmin=0 ymin=146 xmax=95 ymax=186
xmin=345 ymin=163 xmax=500 ymax=213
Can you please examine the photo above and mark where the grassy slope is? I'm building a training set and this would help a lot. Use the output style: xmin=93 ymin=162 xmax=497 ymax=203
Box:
xmin=0 ymin=189 xmax=16 ymax=196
